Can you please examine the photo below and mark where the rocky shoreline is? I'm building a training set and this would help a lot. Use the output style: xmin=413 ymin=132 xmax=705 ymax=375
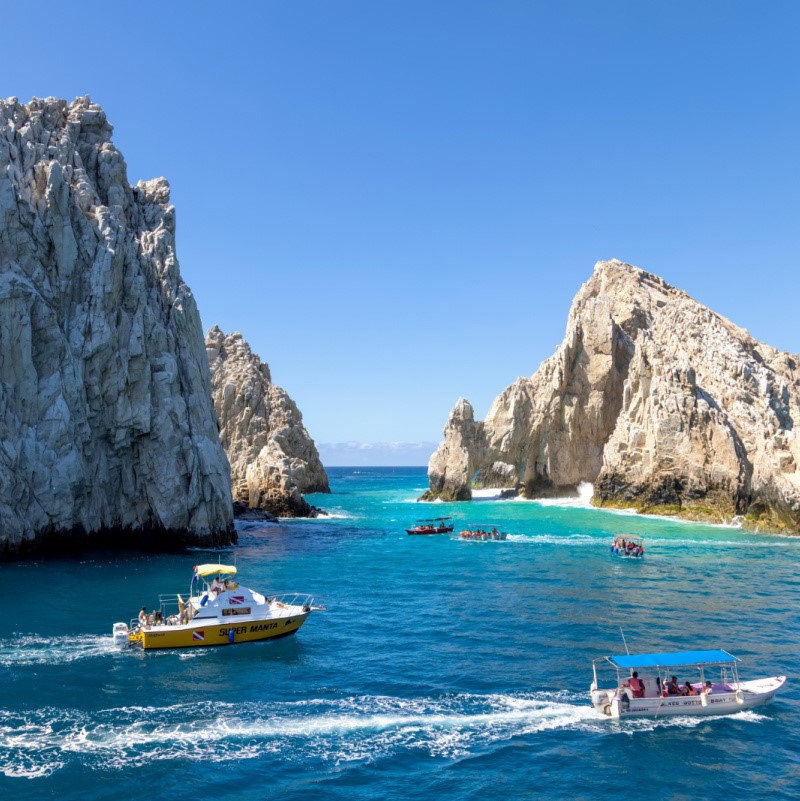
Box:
xmin=425 ymin=260 xmax=800 ymax=535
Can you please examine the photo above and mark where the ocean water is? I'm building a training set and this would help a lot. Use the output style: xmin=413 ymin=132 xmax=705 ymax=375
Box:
xmin=1 ymin=466 xmax=798 ymax=800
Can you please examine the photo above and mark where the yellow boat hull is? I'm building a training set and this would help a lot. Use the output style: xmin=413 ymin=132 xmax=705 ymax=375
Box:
xmin=132 ymin=612 xmax=309 ymax=650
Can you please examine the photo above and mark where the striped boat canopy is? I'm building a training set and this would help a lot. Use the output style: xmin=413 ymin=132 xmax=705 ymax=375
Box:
xmin=609 ymin=650 xmax=738 ymax=669
xmin=194 ymin=564 xmax=237 ymax=577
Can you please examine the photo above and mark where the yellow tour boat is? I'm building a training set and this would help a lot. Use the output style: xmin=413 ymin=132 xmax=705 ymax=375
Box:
xmin=112 ymin=563 xmax=321 ymax=650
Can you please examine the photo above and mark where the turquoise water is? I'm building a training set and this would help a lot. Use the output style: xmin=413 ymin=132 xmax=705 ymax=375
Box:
xmin=1 ymin=466 xmax=799 ymax=800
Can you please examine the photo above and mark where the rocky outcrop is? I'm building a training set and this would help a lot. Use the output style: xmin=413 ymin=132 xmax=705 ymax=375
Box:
xmin=426 ymin=260 xmax=800 ymax=533
xmin=206 ymin=326 xmax=329 ymax=517
xmin=0 ymin=97 xmax=235 ymax=557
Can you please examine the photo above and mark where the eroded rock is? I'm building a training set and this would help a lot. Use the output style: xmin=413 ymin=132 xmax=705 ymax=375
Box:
xmin=0 ymin=97 xmax=235 ymax=556
xmin=206 ymin=326 xmax=329 ymax=518
xmin=427 ymin=260 xmax=800 ymax=532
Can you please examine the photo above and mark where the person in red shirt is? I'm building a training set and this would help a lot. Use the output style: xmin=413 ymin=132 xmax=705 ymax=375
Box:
xmin=625 ymin=671 xmax=645 ymax=698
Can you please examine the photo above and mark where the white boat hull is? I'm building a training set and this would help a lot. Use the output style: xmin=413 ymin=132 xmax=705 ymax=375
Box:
xmin=591 ymin=676 xmax=786 ymax=719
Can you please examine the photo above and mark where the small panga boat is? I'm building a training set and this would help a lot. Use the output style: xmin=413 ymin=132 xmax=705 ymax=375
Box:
xmin=590 ymin=649 xmax=785 ymax=719
xmin=610 ymin=534 xmax=644 ymax=557
xmin=459 ymin=526 xmax=508 ymax=541
xmin=112 ymin=563 xmax=322 ymax=650
xmin=406 ymin=517 xmax=454 ymax=535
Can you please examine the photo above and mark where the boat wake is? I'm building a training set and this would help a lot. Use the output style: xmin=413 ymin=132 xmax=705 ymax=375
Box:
xmin=0 ymin=634 xmax=119 ymax=667
xmin=504 ymin=533 xmax=599 ymax=547
xmin=0 ymin=691 xmax=769 ymax=778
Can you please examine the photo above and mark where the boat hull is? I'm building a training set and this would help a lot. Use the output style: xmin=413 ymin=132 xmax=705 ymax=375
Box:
xmin=406 ymin=527 xmax=453 ymax=535
xmin=133 ymin=612 xmax=309 ymax=650
xmin=592 ymin=676 xmax=786 ymax=718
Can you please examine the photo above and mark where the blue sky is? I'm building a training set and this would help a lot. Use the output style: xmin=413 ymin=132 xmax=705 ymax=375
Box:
xmin=6 ymin=2 xmax=799 ymax=464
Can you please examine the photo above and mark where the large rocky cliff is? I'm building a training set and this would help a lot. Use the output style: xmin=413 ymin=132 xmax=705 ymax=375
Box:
xmin=0 ymin=97 xmax=235 ymax=556
xmin=206 ymin=326 xmax=329 ymax=517
xmin=426 ymin=260 xmax=800 ymax=533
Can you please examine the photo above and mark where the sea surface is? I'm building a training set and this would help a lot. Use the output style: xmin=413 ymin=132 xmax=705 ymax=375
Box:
xmin=1 ymin=466 xmax=798 ymax=800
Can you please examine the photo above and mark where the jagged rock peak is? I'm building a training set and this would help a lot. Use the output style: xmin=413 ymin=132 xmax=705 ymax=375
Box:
xmin=206 ymin=325 xmax=330 ymax=518
xmin=0 ymin=97 xmax=235 ymax=557
xmin=427 ymin=259 xmax=800 ymax=533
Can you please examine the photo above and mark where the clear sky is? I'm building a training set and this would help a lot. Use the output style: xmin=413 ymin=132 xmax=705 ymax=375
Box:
xmin=6 ymin=2 xmax=799 ymax=464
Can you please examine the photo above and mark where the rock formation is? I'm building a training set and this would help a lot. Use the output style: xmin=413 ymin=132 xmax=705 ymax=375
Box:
xmin=426 ymin=260 xmax=800 ymax=533
xmin=206 ymin=326 xmax=329 ymax=517
xmin=0 ymin=97 xmax=235 ymax=556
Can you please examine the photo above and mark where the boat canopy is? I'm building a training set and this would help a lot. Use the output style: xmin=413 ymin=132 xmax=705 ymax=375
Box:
xmin=194 ymin=564 xmax=237 ymax=578
xmin=609 ymin=650 xmax=738 ymax=669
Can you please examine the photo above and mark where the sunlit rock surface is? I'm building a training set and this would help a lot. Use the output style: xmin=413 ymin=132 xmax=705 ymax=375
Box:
xmin=0 ymin=97 xmax=235 ymax=556
xmin=426 ymin=260 xmax=800 ymax=532
xmin=206 ymin=326 xmax=329 ymax=518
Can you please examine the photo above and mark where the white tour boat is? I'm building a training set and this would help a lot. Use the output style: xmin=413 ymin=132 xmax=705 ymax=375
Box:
xmin=590 ymin=649 xmax=785 ymax=719
xmin=112 ymin=563 xmax=321 ymax=650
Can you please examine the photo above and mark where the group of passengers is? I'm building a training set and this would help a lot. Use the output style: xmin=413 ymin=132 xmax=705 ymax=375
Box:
xmin=611 ymin=537 xmax=644 ymax=557
xmin=137 ymin=605 xmax=187 ymax=629
xmin=624 ymin=671 xmax=714 ymax=698
xmin=210 ymin=577 xmax=233 ymax=594
xmin=657 ymin=676 xmax=699 ymax=697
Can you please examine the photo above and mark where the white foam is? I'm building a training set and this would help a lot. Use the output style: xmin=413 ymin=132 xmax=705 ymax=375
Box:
xmin=0 ymin=634 xmax=119 ymax=667
xmin=471 ymin=488 xmax=516 ymax=500
xmin=504 ymin=533 xmax=598 ymax=547
xmin=0 ymin=690 xmax=771 ymax=777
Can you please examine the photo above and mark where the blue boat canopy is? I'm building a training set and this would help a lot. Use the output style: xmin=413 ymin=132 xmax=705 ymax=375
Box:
xmin=609 ymin=650 xmax=739 ymax=669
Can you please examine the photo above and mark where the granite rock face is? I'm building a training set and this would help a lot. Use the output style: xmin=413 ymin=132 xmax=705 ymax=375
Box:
xmin=206 ymin=326 xmax=329 ymax=517
xmin=426 ymin=260 xmax=800 ymax=532
xmin=0 ymin=97 xmax=235 ymax=556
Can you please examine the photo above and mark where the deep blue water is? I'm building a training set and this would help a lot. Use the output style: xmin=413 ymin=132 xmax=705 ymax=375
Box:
xmin=1 ymin=466 xmax=799 ymax=800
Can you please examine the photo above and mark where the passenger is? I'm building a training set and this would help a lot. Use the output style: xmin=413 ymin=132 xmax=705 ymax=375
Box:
xmin=210 ymin=577 xmax=222 ymax=594
xmin=702 ymin=681 xmax=713 ymax=695
xmin=682 ymin=682 xmax=697 ymax=696
xmin=625 ymin=671 xmax=645 ymax=698
xmin=153 ymin=610 xmax=164 ymax=625
xmin=138 ymin=606 xmax=148 ymax=627
xmin=667 ymin=676 xmax=680 ymax=695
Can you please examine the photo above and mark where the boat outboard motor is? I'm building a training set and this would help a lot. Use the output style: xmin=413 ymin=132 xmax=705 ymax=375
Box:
xmin=112 ymin=622 xmax=129 ymax=647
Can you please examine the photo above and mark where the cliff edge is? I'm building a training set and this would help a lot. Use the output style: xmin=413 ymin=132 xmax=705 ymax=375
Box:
xmin=0 ymin=97 xmax=235 ymax=556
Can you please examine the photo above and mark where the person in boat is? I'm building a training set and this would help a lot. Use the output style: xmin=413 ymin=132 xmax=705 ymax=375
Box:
xmin=682 ymin=681 xmax=697 ymax=696
xmin=210 ymin=577 xmax=223 ymax=594
xmin=138 ymin=606 xmax=148 ymax=628
xmin=702 ymin=681 xmax=713 ymax=695
xmin=667 ymin=676 xmax=680 ymax=695
xmin=153 ymin=610 xmax=164 ymax=625
xmin=625 ymin=671 xmax=645 ymax=698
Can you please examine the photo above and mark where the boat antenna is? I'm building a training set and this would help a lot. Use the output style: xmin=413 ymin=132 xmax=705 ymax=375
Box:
xmin=619 ymin=626 xmax=630 ymax=655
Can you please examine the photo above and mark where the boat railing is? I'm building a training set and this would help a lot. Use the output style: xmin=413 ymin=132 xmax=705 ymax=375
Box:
xmin=270 ymin=593 xmax=314 ymax=611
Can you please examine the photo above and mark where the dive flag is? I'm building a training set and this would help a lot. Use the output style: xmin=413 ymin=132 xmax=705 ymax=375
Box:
xmin=230 ymin=595 xmax=245 ymax=605
xmin=193 ymin=630 xmax=205 ymax=641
